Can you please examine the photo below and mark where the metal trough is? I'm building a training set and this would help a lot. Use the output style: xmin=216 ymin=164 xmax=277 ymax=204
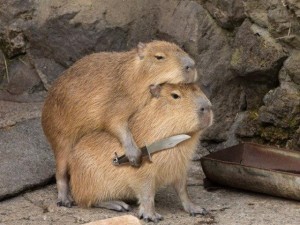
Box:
xmin=200 ymin=142 xmax=300 ymax=201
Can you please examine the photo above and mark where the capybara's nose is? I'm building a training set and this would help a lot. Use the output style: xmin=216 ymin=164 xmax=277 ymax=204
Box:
xmin=198 ymin=97 xmax=212 ymax=114
xmin=181 ymin=56 xmax=195 ymax=72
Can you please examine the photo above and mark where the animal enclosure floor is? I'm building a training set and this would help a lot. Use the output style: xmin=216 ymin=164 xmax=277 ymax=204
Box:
xmin=0 ymin=162 xmax=299 ymax=225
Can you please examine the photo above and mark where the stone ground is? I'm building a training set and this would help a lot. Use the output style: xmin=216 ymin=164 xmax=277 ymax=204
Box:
xmin=0 ymin=161 xmax=299 ymax=225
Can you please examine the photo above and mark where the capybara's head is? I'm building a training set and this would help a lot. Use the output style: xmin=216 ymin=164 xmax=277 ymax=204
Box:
xmin=132 ymin=84 xmax=213 ymax=139
xmin=136 ymin=41 xmax=198 ymax=84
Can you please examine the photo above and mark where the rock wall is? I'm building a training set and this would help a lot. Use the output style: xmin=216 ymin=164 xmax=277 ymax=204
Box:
xmin=0 ymin=0 xmax=299 ymax=151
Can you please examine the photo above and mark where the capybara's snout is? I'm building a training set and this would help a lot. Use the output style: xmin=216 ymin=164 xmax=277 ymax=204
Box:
xmin=197 ymin=95 xmax=213 ymax=128
xmin=180 ymin=55 xmax=198 ymax=83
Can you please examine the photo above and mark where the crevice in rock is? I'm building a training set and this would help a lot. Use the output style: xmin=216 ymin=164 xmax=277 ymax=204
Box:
xmin=0 ymin=176 xmax=55 ymax=202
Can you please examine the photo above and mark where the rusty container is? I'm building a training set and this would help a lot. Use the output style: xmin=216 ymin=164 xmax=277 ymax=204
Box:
xmin=200 ymin=143 xmax=300 ymax=201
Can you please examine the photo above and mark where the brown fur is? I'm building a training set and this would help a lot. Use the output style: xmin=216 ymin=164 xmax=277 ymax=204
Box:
xmin=41 ymin=40 xmax=198 ymax=206
xmin=68 ymin=84 xmax=213 ymax=221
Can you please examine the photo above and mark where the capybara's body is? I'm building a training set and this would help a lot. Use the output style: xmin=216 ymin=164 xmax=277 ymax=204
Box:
xmin=41 ymin=41 xmax=198 ymax=206
xmin=69 ymin=84 xmax=213 ymax=222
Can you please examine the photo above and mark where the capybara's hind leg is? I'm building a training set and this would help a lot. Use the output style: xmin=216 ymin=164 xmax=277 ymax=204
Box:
xmin=56 ymin=153 xmax=73 ymax=207
xmin=94 ymin=201 xmax=131 ymax=212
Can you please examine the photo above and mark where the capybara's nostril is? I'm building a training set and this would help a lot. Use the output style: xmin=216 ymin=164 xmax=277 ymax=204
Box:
xmin=181 ymin=56 xmax=195 ymax=72
xmin=198 ymin=97 xmax=212 ymax=113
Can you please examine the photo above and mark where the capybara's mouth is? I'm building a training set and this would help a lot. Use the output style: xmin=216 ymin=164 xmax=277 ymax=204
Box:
xmin=183 ymin=70 xmax=198 ymax=83
xmin=199 ymin=111 xmax=214 ymax=130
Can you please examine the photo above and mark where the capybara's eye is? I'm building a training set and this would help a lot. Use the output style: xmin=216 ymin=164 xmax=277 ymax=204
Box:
xmin=171 ymin=93 xmax=180 ymax=99
xmin=155 ymin=55 xmax=165 ymax=60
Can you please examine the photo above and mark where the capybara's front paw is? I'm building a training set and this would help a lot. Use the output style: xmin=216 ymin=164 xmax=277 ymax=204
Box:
xmin=139 ymin=211 xmax=164 ymax=223
xmin=184 ymin=203 xmax=208 ymax=216
xmin=57 ymin=195 xmax=74 ymax=208
xmin=127 ymin=147 xmax=142 ymax=167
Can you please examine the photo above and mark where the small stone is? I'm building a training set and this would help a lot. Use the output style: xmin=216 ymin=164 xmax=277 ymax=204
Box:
xmin=84 ymin=215 xmax=142 ymax=225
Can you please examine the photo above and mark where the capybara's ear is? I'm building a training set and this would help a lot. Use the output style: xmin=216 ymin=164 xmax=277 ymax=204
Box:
xmin=149 ymin=84 xmax=161 ymax=98
xmin=137 ymin=42 xmax=146 ymax=59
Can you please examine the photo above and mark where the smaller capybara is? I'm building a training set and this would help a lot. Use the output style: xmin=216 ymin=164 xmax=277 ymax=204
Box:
xmin=68 ymin=83 xmax=213 ymax=222
xmin=41 ymin=40 xmax=198 ymax=207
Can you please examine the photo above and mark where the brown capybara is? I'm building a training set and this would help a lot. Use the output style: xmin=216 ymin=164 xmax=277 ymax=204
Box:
xmin=41 ymin=40 xmax=198 ymax=207
xmin=68 ymin=83 xmax=213 ymax=222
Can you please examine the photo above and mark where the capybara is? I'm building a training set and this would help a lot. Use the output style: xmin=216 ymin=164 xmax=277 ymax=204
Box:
xmin=41 ymin=40 xmax=198 ymax=207
xmin=68 ymin=83 xmax=213 ymax=222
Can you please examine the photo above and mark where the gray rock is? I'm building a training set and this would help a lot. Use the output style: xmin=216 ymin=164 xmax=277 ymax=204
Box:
xmin=285 ymin=51 xmax=300 ymax=84
xmin=0 ymin=49 xmax=5 ymax=83
xmin=287 ymin=0 xmax=300 ymax=18
xmin=235 ymin=111 xmax=260 ymax=138
xmin=233 ymin=59 xmax=300 ymax=150
xmin=258 ymin=66 xmax=300 ymax=149
xmin=0 ymin=23 xmax=27 ymax=58
xmin=0 ymin=100 xmax=43 ymax=128
xmin=267 ymin=1 xmax=292 ymax=36
xmin=231 ymin=19 xmax=287 ymax=78
xmin=0 ymin=118 xmax=55 ymax=200
xmin=203 ymin=0 xmax=245 ymax=29
xmin=243 ymin=0 xmax=270 ymax=28
xmin=0 ymin=90 xmax=47 ymax=102
xmin=244 ymin=0 xmax=300 ymax=49
xmin=3 ymin=56 xmax=42 ymax=95
xmin=29 ymin=57 xmax=65 ymax=87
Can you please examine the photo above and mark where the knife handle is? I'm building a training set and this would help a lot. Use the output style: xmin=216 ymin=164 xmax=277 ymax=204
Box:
xmin=112 ymin=146 xmax=149 ymax=166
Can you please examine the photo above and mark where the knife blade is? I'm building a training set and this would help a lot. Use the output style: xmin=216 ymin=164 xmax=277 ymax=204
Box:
xmin=112 ymin=134 xmax=191 ymax=166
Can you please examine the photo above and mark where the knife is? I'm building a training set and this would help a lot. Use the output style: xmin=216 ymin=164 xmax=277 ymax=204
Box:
xmin=112 ymin=134 xmax=191 ymax=166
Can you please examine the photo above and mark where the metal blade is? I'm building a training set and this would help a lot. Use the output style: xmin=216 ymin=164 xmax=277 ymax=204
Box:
xmin=146 ymin=134 xmax=191 ymax=154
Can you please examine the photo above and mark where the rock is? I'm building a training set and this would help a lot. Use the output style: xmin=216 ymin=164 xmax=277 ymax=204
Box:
xmin=259 ymin=86 xmax=300 ymax=128
xmin=0 ymin=90 xmax=47 ymax=102
xmin=158 ymin=1 xmax=203 ymax=47
xmin=0 ymin=0 xmax=34 ymax=24
xmin=0 ymin=49 xmax=5 ymax=83
xmin=235 ymin=111 xmax=260 ymax=138
xmin=2 ymin=56 xmax=42 ymax=95
xmin=287 ymin=0 xmax=300 ymax=19
xmin=29 ymin=56 xmax=65 ymax=86
xmin=285 ymin=51 xmax=300 ymax=84
xmin=0 ymin=23 xmax=26 ymax=58
xmin=230 ymin=19 xmax=287 ymax=79
xmin=84 ymin=216 xmax=142 ymax=225
xmin=0 ymin=100 xmax=43 ymax=127
xmin=258 ymin=65 xmax=300 ymax=149
xmin=243 ymin=0 xmax=270 ymax=28
xmin=203 ymin=0 xmax=245 ymax=29
xmin=267 ymin=1 xmax=292 ymax=36
xmin=244 ymin=0 xmax=300 ymax=49
xmin=233 ymin=56 xmax=300 ymax=150
xmin=0 ymin=118 xmax=54 ymax=200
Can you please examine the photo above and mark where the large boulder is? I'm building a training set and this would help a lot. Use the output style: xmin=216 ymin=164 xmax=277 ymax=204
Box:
xmin=0 ymin=101 xmax=54 ymax=200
